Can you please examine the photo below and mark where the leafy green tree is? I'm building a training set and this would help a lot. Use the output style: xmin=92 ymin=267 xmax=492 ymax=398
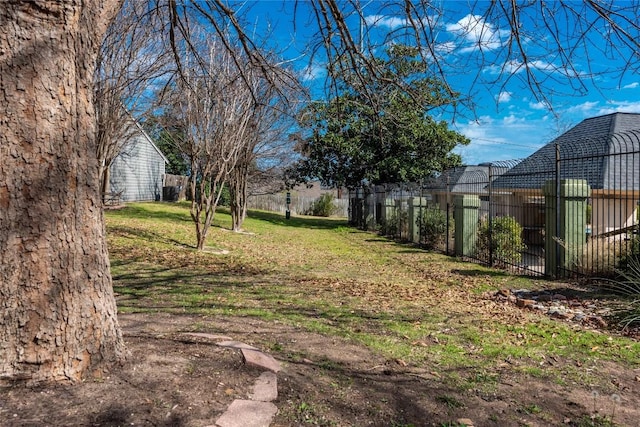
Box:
xmin=158 ymin=139 xmax=189 ymax=176
xmin=291 ymin=45 xmax=468 ymax=189
xmin=154 ymin=127 xmax=189 ymax=176
xmin=143 ymin=115 xmax=190 ymax=176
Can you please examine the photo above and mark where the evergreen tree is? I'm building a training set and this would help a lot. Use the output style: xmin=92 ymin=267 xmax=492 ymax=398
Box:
xmin=291 ymin=45 xmax=468 ymax=189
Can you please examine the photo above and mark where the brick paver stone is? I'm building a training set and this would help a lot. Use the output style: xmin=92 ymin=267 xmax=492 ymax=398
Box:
xmin=250 ymin=371 xmax=278 ymax=402
xmin=215 ymin=399 xmax=277 ymax=427
xmin=216 ymin=340 xmax=260 ymax=351
xmin=241 ymin=348 xmax=281 ymax=373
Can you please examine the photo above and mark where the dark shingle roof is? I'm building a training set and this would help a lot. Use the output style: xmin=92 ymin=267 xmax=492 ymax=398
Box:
xmin=424 ymin=161 xmax=518 ymax=193
xmin=492 ymin=112 xmax=640 ymax=191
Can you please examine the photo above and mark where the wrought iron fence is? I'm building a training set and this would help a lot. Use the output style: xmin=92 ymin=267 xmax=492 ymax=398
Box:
xmin=349 ymin=130 xmax=640 ymax=278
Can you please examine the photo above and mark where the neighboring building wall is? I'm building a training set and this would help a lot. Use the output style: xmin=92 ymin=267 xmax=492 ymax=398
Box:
xmin=110 ymin=128 xmax=167 ymax=202
xmin=591 ymin=196 xmax=637 ymax=236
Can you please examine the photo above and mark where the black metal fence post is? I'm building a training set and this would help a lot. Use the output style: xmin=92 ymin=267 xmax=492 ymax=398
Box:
xmin=555 ymin=142 xmax=561 ymax=278
xmin=488 ymin=164 xmax=494 ymax=267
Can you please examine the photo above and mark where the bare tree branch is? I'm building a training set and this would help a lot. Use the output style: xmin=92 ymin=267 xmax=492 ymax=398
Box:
xmin=95 ymin=0 xmax=172 ymax=200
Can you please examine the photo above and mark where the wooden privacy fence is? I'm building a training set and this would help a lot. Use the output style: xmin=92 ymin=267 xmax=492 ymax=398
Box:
xmin=247 ymin=193 xmax=349 ymax=217
xmin=163 ymin=174 xmax=188 ymax=201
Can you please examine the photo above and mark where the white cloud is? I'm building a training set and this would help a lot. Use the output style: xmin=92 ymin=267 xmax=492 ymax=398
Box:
xmin=446 ymin=14 xmax=503 ymax=53
xmin=456 ymin=115 xmax=494 ymax=138
xmin=529 ymin=101 xmax=549 ymax=110
xmin=485 ymin=59 xmax=557 ymax=76
xmin=364 ymin=15 xmax=407 ymax=30
xmin=491 ymin=60 xmax=523 ymax=75
xmin=623 ymin=82 xmax=639 ymax=89
xmin=529 ymin=60 xmax=558 ymax=72
xmin=503 ymin=114 xmax=522 ymax=125
xmin=564 ymin=101 xmax=600 ymax=115
xmin=497 ymin=91 xmax=512 ymax=103
xmin=542 ymin=99 xmax=640 ymax=123
xmin=434 ymin=41 xmax=456 ymax=54
xmin=300 ymin=63 xmax=325 ymax=82
xmin=453 ymin=113 xmax=550 ymax=164
xmin=529 ymin=100 xmax=640 ymax=128
xmin=595 ymin=100 xmax=640 ymax=115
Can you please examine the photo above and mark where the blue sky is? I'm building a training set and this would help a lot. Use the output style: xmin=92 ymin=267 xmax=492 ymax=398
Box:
xmin=239 ymin=1 xmax=640 ymax=165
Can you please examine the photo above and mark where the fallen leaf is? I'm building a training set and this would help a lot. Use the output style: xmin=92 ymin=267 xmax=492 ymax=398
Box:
xmin=395 ymin=358 xmax=407 ymax=367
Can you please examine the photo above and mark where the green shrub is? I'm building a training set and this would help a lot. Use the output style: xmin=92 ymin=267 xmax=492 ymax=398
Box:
xmin=306 ymin=193 xmax=338 ymax=217
xmin=417 ymin=207 xmax=448 ymax=249
xmin=381 ymin=210 xmax=408 ymax=239
xmin=380 ymin=214 xmax=398 ymax=237
xmin=476 ymin=216 xmax=526 ymax=265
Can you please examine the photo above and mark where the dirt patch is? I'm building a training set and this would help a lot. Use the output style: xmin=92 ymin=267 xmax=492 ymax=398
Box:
xmin=1 ymin=312 xmax=639 ymax=427
xmin=0 ymin=314 xmax=254 ymax=427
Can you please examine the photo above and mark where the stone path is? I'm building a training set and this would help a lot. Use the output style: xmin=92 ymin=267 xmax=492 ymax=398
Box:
xmin=183 ymin=333 xmax=281 ymax=427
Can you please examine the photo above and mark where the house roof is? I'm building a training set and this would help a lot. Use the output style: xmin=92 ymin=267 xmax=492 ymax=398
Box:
xmin=423 ymin=161 xmax=518 ymax=194
xmin=491 ymin=112 xmax=640 ymax=191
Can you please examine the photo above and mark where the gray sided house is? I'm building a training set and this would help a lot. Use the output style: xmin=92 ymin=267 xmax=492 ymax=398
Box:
xmin=491 ymin=112 xmax=640 ymax=237
xmin=109 ymin=121 xmax=168 ymax=202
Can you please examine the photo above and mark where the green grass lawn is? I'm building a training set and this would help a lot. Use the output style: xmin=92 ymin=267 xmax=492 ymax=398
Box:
xmin=106 ymin=202 xmax=640 ymax=393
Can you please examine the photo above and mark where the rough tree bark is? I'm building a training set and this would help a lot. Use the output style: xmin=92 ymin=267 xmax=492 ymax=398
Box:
xmin=0 ymin=0 xmax=126 ymax=383
xmin=229 ymin=159 xmax=249 ymax=232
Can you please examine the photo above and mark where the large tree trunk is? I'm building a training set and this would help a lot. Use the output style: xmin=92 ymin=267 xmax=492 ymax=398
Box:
xmin=0 ymin=0 xmax=126 ymax=383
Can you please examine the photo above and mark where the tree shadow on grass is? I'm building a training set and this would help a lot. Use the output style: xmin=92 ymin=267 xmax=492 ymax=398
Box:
xmin=112 ymin=263 xmax=270 ymax=290
xmin=451 ymin=268 xmax=511 ymax=278
xmin=112 ymin=258 xmax=399 ymax=320
xmin=246 ymin=209 xmax=349 ymax=230
xmin=108 ymin=225 xmax=192 ymax=248
xmin=364 ymin=237 xmax=390 ymax=243
xmin=107 ymin=202 xmax=192 ymax=224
